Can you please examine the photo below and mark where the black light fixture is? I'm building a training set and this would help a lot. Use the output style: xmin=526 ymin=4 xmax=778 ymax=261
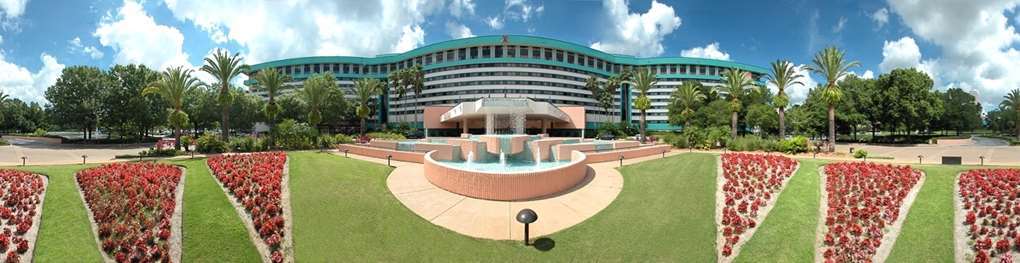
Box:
xmin=20 ymin=156 xmax=26 ymax=166
xmin=619 ymin=154 xmax=624 ymax=167
xmin=980 ymin=156 xmax=985 ymax=166
xmin=387 ymin=155 xmax=393 ymax=167
xmin=516 ymin=209 xmax=538 ymax=246
xmin=917 ymin=155 xmax=923 ymax=164
xmin=344 ymin=149 xmax=349 ymax=158
xmin=81 ymin=154 xmax=88 ymax=165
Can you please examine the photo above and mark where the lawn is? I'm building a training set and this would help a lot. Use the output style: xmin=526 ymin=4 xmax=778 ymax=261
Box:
xmin=736 ymin=158 xmax=826 ymax=262
xmin=14 ymin=164 xmax=103 ymax=262
xmin=885 ymin=165 xmax=980 ymax=263
xmin=287 ymin=151 xmax=719 ymax=261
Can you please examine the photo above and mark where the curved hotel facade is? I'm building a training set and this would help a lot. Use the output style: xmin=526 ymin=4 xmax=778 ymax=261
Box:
xmin=245 ymin=35 xmax=766 ymax=135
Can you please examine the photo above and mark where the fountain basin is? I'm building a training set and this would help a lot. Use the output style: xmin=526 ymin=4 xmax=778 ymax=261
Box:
xmin=423 ymin=150 xmax=588 ymax=201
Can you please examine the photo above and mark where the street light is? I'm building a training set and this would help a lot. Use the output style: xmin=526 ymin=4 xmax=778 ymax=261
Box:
xmin=516 ymin=209 xmax=538 ymax=246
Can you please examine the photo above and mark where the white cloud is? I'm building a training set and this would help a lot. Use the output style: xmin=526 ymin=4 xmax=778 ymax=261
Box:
xmin=445 ymin=21 xmax=474 ymax=39
xmin=163 ymin=0 xmax=445 ymax=64
xmin=449 ymin=0 xmax=475 ymax=18
xmin=486 ymin=16 xmax=504 ymax=29
xmin=95 ymin=0 xmax=190 ymax=70
xmin=766 ymin=64 xmax=818 ymax=105
xmin=680 ymin=42 xmax=730 ymax=60
xmin=861 ymin=70 xmax=875 ymax=79
xmin=589 ymin=0 xmax=681 ymax=57
xmin=68 ymin=37 xmax=105 ymax=59
xmin=504 ymin=0 xmax=543 ymax=22
xmin=0 ymin=34 xmax=3 ymax=44
xmin=871 ymin=8 xmax=889 ymax=29
xmin=0 ymin=0 xmax=27 ymax=19
xmin=887 ymin=0 xmax=1020 ymax=108
xmin=832 ymin=16 xmax=847 ymax=33
xmin=878 ymin=36 xmax=939 ymax=83
xmin=0 ymin=52 xmax=65 ymax=104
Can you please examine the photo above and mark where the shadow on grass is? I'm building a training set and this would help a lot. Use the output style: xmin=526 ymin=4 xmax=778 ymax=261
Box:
xmin=533 ymin=238 xmax=555 ymax=252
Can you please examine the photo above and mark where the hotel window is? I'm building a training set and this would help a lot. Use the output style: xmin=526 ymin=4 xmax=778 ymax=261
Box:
xmin=303 ymin=65 xmax=310 ymax=74
xmin=587 ymin=57 xmax=595 ymax=68
xmin=544 ymin=48 xmax=553 ymax=60
xmin=531 ymin=47 xmax=540 ymax=58
xmin=567 ymin=53 xmax=575 ymax=64
xmin=436 ymin=52 xmax=444 ymax=63
xmin=556 ymin=50 xmax=564 ymax=61
xmin=342 ymin=64 xmax=349 ymax=74
xmin=459 ymin=48 xmax=467 ymax=60
xmin=494 ymin=46 xmax=503 ymax=58
xmin=355 ymin=65 xmax=362 ymax=74
xmin=332 ymin=64 xmax=340 ymax=73
xmin=507 ymin=45 xmax=516 ymax=57
xmin=678 ymin=64 xmax=686 ymax=74
xmin=518 ymin=46 xmax=528 ymax=58
xmin=481 ymin=46 xmax=491 ymax=58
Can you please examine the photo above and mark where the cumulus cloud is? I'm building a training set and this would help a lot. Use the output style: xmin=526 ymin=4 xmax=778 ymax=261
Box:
xmin=766 ymin=64 xmax=818 ymax=105
xmin=68 ymin=37 xmax=105 ymax=59
xmin=163 ymin=0 xmax=445 ymax=64
xmin=680 ymin=42 xmax=730 ymax=60
xmin=445 ymin=21 xmax=474 ymax=39
xmin=589 ymin=0 xmax=681 ymax=57
xmin=871 ymin=8 xmax=889 ymax=29
xmin=0 ymin=52 xmax=65 ymax=104
xmin=449 ymin=0 xmax=475 ymax=18
xmin=861 ymin=70 xmax=875 ymax=79
xmin=486 ymin=16 xmax=504 ymax=29
xmin=888 ymin=0 xmax=1020 ymax=109
xmin=504 ymin=0 xmax=543 ymax=22
xmin=0 ymin=0 xmax=27 ymax=19
xmin=95 ymin=0 xmax=190 ymax=70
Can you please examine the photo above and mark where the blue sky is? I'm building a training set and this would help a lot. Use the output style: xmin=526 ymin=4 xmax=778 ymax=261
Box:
xmin=1 ymin=0 xmax=1017 ymax=110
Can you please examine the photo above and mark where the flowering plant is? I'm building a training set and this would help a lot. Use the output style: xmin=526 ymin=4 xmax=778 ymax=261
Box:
xmin=0 ymin=169 xmax=45 ymax=263
xmin=958 ymin=169 xmax=1020 ymax=262
xmin=208 ymin=152 xmax=287 ymax=263
xmin=718 ymin=153 xmax=797 ymax=257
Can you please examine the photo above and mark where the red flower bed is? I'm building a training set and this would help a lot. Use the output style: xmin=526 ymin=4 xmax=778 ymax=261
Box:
xmin=821 ymin=162 xmax=921 ymax=262
xmin=958 ymin=169 xmax=1020 ymax=262
xmin=76 ymin=163 xmax=182 ymax=263
xmin=718 ymin=153 xmax=797 ymax=258
xmin=207 ymin=152 xmax=287 ymax=263
xmin=0 ymin=169 xmax=45 ymax=263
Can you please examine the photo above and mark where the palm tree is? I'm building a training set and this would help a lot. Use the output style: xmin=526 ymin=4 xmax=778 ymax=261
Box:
xmin=407 ymin=65 xmax=425 ymax=130
xmin=808 ymin=46 xmax=859 ymax=152
xmin=1005 ymin=89 xmax=1020 ymax=140
xmin=584 ymin=75 xmax=608 ymax=124
xmin=354 ymin=78 xmax=383 ymax=136
xmin=767 ymin=60 xmax=804 ymax=139
xmin=201 ymin=49 xmax=248 ymax=140
xmin=672 ymin=81 xmax=705 ymax=129
xmin=0 ymin=90 xmax=8 ymax=125
xmin=631 ymin=68 xmax=657 ymax=141
xmin=300 ymin=74 xmax=337 ymax=147
xmin=604 ymin=69 xmax=632 ymax=124
xmin=719 ymin=69 xmax=756 ymax=139
xmin=254 ymin=68 xmax=290 ymax=148
xmin=143 ymin=66 xmax=201 ymax=150
xmin=388 ymin=69 xmax=409 ymax=123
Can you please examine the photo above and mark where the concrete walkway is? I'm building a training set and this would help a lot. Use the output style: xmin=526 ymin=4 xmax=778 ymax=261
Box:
xmin=382 ymin=149 xmax=688 ymax=240
xmin=0 ymin=136 xmax=151 ymax=166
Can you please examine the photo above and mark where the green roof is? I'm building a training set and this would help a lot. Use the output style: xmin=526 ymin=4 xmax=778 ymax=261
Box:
xmin=247 ymin=35 xmax=767 ymax=74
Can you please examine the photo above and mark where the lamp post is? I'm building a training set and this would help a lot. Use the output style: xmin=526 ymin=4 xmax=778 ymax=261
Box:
xmin=81 ymin=154 xmax=88 ymax=165
xmin=344 ymin=149 xmax=349 ymax=158
xmin=662 ymin=150 xmax=666 ymax=158
xmin=20 ymin=156 xmax=26 ymax=166
xmin=917 ymin=155 xmax=923 ymax=164
xmin=619 ymin=155 xmax=624 ymax=168
xmin=516 ymin=209 xmax=538 ymax=246
xmin=980 ymin=156 xmax=985 ymax=166
xmin=387 ymin=155 xmax=393 ymax=167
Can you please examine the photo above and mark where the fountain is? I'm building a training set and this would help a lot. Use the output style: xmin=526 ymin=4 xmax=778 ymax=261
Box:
xmin=534 ymin=147 xmax=541 ymax=167
xmin=499 ymin=150 xmax=507 ymax=167
xmin=466 ymin=151 xmax=475 ymax=165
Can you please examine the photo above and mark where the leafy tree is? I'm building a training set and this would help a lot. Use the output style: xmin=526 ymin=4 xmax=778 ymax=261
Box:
xmin=227 ymin=88 xmax=263 ymax=134
xmin=746 ymin=103 xmax=779 ymax=136
xmin=808 ymin=46 xmax=859 ymax=151
xmin=607 ymin=69 xmax=632 ymax=123
xmin=766 ymin=60 xmax=804 ymax=139
xmin=0 ymin=90 xmax=8 ymax=125
xmin=584 ymin=75 xmax=608 ymax=124
xmin=874 ymin=68 xmax=942 ymax=135
xmin=102 ymin=64 xmax=164 ymax=141
xmin=693 ymin=100 xmax=731 ymax=129
xmin=201 ymin=49 xmax=248 ymax=140
xmin=719 ymin=68 xmax=757 ymax=139
xmin=183 ymin=86 xmax=220 ymax=134
xmin=937 ymin=88 xmax=982 ymax=135
xmin=300 ymin=73 xmax=338 ymax=136
xmin=668 ymin=81 xmax=705 ymax=129
xmin=253 ymin=68 xmax=290 ymax=146
xmin=1004 ymin=89 xmax=1020 ymax=140
xmin=45 ymin=66 xmax=112 ymax=140
xmin=631 ymin=68 xmax=657 ymax=140
xmin=354 ymin=78 xmax=383 ymax=135
xmin=0 ymin=99 xmax=47 ymax=133
xmin=143 ymin=66 xmax=202 ymax=150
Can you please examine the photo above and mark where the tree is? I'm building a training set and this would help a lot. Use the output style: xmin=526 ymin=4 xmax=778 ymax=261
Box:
xmin=766 ymin=60 xmax=804 ymax=139
xmin=388 ymin=68 xmax=409 ymax=123
xmin=201 ymin=49 xmax=248 ymax=140
xmin=103 ymin=64 xmax=164 ymax=141
xmin=1005 ymin=89 xmax=1020 ymax=140
xmin=300 ymin=74 xmax=338 ymax=135
xmin=46 ymin=66 xmax=111 ymax=140
xmin=354 ymin=78 xmax=383 ymax=135
xmin=607 ymin=69 xmax=632 ymax=123
xmin=0 ymin=90 xmax=8 ymax=125
xmin=746 ymin=103 xmax=779 ymax=136
xmin=937 ymin=88 xmax=981 ymax=135
xmin=143 ymin=66 xmax=201 ymax=150
xmin=719 ymin=68 xmax=757 ymax=139
xmin=668 ymin=81 xmax=705 ymax=129
xmin=631 ymin=68 xmax=657 ymax=141
xmin=584 ymin=75 xmax=608 ymax=124
xmin=254 ymin=68 xmax=291 ymax=147
xmin=874 ymin=68 xmax=942 ymax=135
xmin=808 ymin=46 xmax=859 ymax=151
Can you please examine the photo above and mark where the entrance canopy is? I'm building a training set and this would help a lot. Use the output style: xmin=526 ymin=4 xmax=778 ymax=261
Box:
xmin=440 ymin=98 xmax=572 ymax=134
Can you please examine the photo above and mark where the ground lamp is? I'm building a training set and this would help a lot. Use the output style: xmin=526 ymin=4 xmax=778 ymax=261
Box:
xmin=387 ymin=155 xmax=393 ymax=167
xmin=619 ymin=155 xmax=624 ymax=167
xmin=917 ymin=155 xmax=923 ymax=164
xmin=344 ymin=149 xmax=349 ymax=158
xmin=516 ymin=209 xmax=538 ymax=246
xmin=662 ymin=150 xmax=667 ymax=158
xmin=979 ymin=156 xmax=985 ymax=166
xmin=20 ymin=156 xmax=26 ymax=166
xmin=81 ymin=154 xmax=88 ymax=165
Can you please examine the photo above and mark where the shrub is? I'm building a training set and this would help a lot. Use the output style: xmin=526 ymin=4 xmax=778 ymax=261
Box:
xmin=142 ymin=148 xmax=183 ymax=157
xmin=333 ymin=134 xmax=354 ymax=144
xmin=229 ymin=136 xmax=265 ymax=153
xmin=196 ymin=133 xmax=228 ymax=153
xmin=273 ymin=119 xmax=316 ymax=150
xmin=0 ymin=138 xmax=8 ymax=146
xmin=32 ymin=128 xmax=46 ymax=137
xmin=780 ymin=136 xmax=809 ymax=154
xmin=366 ymin=132 xmax=406 ymax=141
xmin=180 ymin=135 xmax=195 ymax=151
xmin=853 ymin=149 xmax=869 ymax=159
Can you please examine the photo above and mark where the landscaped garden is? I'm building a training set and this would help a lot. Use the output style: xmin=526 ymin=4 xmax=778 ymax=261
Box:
xmin=0 ymin=150 xmax=1016 ymax=262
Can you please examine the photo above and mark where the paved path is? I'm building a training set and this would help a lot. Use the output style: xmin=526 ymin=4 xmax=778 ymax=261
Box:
xmin=0 ymin=136 xmax=151 ymax=166
xmin=835 ymin=137 xmax=1020 ymax=165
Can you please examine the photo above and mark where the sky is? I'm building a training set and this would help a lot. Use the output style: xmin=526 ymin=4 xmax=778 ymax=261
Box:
xmin=0 ymin=0 xmax=1018 ymax=111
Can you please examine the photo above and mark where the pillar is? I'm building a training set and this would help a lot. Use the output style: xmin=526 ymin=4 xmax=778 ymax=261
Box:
xmin=541 ymin=120 xmax=548 ymax=134
xmin=462 ymin=121 xmax=468 ymax=134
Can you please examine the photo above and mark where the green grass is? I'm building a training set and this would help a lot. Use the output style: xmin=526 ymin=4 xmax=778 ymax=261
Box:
xmin=171 ymin=158 xmax=261 ymax=262
xmin=736 ymin=158 xmax=826 ymax=262
xmin=886 ymin=165 xmax=982 ymax=263
xmin=287 ymin=151 xmax=719 ymax=261
xmin=13 ymin=164 xmax=103 ymax=262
